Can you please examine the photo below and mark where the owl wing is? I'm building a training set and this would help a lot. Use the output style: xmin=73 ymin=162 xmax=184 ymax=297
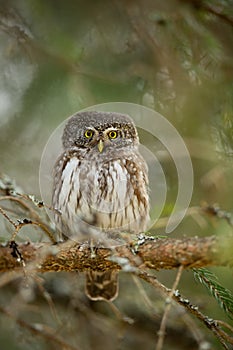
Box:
xmin=52 ymin=149 xmax=87 ymax=239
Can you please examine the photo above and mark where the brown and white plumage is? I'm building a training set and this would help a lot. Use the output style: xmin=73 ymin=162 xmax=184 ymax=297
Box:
xmin=52 ymin=111 xmax=149 ymax=301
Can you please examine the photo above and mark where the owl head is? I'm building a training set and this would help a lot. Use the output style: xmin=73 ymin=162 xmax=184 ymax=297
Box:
xmin=62 ymin=111 xmax=139 ymax=152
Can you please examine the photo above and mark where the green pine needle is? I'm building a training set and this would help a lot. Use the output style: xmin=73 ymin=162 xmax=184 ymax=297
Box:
xmin=193 ymin=267 xmax=233 ymax=320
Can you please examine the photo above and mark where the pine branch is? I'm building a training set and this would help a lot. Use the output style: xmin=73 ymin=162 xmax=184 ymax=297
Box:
xmin=139 ymin=271 xmax=233 ymax=350
xmin=0 ymin=174 xmax=233 ymax=280
xmin=193 ymin=268 xmax=233 ymax=320
xmin=0 ymin=305 xmax=80 ymax=350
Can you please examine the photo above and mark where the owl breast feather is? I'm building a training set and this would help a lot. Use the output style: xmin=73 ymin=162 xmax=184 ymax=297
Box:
xmin=52 ymin=150 xmax=149 ymax=237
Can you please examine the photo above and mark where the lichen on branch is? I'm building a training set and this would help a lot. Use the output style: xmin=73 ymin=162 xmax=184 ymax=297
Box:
xmin=0 ymin=234 xmax=232 ymax=274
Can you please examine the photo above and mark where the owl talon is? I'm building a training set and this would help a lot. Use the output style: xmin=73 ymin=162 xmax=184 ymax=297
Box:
xmin=90 ymin=249 xmax=96 ymax=259
xmin=90 ymin=239 xmax=97 ymax=258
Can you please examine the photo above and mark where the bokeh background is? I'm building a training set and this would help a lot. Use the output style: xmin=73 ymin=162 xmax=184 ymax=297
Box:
xmin=0 ymin=1 xmax=232 ymax=349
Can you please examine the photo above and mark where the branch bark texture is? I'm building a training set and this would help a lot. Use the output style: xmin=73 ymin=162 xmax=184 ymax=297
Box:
xmin=0 ymin=235 xmax=232 ymax=273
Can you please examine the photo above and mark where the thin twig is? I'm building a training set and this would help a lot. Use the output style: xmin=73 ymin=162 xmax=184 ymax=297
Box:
xmin=155 ymin=265 xmax=184 ymax=350
xmin=0 ymin=206 xmax=18 ymax=228
xmin=200 ymin=2 xmax=233 ymax=26
xmin=139 ymin=271 xmax=230 ymax=350
xmin=33 ymin=274 xmax=61 ymax=325
xmin=181 ymin=312 xmax=210 ymax=348
xmin=214 ymin=321 xmax=233 ymax=345
xmin=9 ymin=220 xmax=56 ymax=243
xmin=216 ymin=320 xmax=233 ymax=334
xmin=0 ymin=196 xmax=41 ymax=221
xmin=0 ymin=305 xmax=80 ymax=350
xmin=132 ymin=274 xmax=157 ymax=313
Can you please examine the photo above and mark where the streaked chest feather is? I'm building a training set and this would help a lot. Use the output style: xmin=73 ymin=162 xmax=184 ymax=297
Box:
xmin=53 ymin=153 xmax=149 ymax=234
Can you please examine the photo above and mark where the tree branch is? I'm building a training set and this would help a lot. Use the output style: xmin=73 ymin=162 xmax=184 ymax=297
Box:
xmin=0 ymin=235 xmax=232 ymax=274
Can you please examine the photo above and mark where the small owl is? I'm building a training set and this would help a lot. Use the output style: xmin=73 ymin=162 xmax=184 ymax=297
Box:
xmin=52 ymin=111 xmax=150 ymax=301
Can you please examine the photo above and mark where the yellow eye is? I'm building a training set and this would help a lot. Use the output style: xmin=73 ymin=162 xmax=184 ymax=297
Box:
xmin=108 ymin=130 xmax=118 ymax=139
xmin=84 ymin=130 xmax=93 ymax=138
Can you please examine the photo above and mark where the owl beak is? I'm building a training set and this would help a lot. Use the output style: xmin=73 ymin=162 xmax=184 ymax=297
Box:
xmin=97 ymin=139 xmax=104 ymax=153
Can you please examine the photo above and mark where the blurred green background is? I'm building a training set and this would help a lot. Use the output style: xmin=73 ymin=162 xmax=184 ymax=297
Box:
xmin=0 ymin=1 xmax=232 ymax=349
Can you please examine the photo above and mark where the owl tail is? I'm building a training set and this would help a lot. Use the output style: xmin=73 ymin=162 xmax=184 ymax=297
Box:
xmin=85 ymin=270 xmax=119 ymax=301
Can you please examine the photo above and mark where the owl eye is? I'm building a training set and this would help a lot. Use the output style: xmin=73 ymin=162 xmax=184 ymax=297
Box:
xmin=84 ymin=130 xmax=93 ymax=138
xmin=108 ymin=130 xmax=118 ymax=139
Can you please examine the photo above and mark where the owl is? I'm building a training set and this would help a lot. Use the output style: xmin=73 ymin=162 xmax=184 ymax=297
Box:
xmin=52 ymin=111 xmax=150 ymax=301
